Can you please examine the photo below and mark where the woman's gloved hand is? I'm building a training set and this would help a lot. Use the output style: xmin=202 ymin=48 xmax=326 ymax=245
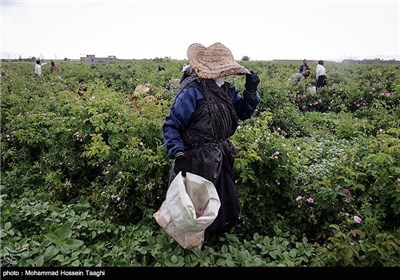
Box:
xmin=245 ymin=70 xmax=260 ymax=92
xmin=173 ymin=152 xmax=187 ymax=177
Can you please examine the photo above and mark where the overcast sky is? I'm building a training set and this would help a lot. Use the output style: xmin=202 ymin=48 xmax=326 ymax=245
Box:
xmin=1 ymin=0 xmax=399 ymax=61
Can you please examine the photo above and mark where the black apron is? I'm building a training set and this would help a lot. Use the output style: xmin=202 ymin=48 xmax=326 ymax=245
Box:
xmin=171 ymin=79 xmax=240 ymax=232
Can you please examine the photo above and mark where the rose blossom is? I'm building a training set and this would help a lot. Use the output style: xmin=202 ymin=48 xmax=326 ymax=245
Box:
xmin=343 ymin=188 xmax=351 ymax=196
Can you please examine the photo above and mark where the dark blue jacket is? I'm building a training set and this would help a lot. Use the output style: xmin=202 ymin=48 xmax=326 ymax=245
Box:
xmin=299 ymin=64 xmax=311 ymax=73
xmin=162 ymin=84 xmax=260 ymax=158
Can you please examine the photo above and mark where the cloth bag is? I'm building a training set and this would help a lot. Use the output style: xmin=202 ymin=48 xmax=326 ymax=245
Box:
xmin=153 ymin=172 xmax=221 ymax=249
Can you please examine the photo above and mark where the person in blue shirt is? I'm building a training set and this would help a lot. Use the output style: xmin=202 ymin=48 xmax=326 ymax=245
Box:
xmin=299 ymin=59 xmax=311 ymax=76
xmin=162 ymin=42 xmax=261 ymax=235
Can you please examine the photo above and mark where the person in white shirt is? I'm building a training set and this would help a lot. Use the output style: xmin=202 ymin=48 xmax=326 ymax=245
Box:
xmin=316 ymin=60 xmax=327 ymax=88
xmin=35 ymin=60 xmax=42 ymax=77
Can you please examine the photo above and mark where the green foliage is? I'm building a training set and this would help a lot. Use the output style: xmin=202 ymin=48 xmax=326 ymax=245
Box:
xmin=312 ymin=224 xmax=400 ymax=266
xmin=1 ymin=61 xmax=399 ymax=267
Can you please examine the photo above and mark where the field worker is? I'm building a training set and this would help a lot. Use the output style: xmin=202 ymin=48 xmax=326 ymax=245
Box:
xmin=316 ymin=60 xmax=327 ymax=88
xmin=50 ymin=60 xmax=58 ymax=73
xmin=35 ymin=60 xmax=42 ymax=77
xmin=289 ymin=69 xmax=311 ymax=82
xmin=35 ymin=59 xmax=48 ymax=77
xmin=162 ymin=42 xmax=261 ymax=235
xmin=299 ymin=59 xmax=311 ymax=75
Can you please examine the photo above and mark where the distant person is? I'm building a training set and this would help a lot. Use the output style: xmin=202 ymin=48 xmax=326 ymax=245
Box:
xmin=299 ymin=59 xmax=311 ymax=77
xmin=299 ymin=59 xmax=311 ymax=72
xmin=50 ymin=61 xmax=58 ymax=73
xmin=35 ymin=60 xmax=42 ymax=77
xmin=316 ymin=60 xmax=327 ymax=88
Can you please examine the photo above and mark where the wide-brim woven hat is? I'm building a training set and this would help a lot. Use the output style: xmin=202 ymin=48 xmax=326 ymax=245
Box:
xmin=187 ymin=42 xmax=250 ymax=79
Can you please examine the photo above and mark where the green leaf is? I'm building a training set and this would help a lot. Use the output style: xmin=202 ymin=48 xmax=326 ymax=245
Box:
xmin=269 ymin=251 xmax=278 ymax=259
xmin=44 ymin=246 xmax=59 ymax=260
xmin=253 ymin=232 xmax=260 ymax=240
xmin=68 ymin=239 xmax=84 ymax=250
xmin=225 ymin=259 xmax=235 ymax=267
xmin=329 ymin=224 xmax=340 ymax=231
xmin=351 ymin=229 xmax=366 ymax=238
xmin=81 ymin=211 xmax=89 ymax=219
xmin=4 ymin=222 xmax=11 ymax=230
xmin=171 ymin=255 xmax=177 ymax=263
xmin=289 ymin=248 xmax=298 ymax=258
xmin=35 ymin=256 xmax=44 ymax=267
xmin=82 ymin=248 xmax=91 ymax=254
xmin=56 ymin=222 xmax=73 ymax=240
xmin=44 ymin=234 xmax=62 ymax=245
xmin=59 ymin=244 xmax=71 ymax=255
xmin=71 ymin=251 xmax=81 ymax=258
xmin=61 ymin=256 xmax=73 ymax=266
xmin=221 ymin=245 xmax=228 ymax=254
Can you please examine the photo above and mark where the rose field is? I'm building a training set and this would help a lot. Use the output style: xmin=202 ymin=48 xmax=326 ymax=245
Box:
xmin=1 ymin=60 xmax=399 ymax=267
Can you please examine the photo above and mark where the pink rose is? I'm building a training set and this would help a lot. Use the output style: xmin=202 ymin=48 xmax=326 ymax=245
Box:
xmin=343 ymin=189 xmax=351 ymax=196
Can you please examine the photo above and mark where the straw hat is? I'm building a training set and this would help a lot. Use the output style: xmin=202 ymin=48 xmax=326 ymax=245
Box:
xmin=187 ymin=42 xmax=250 ymax=79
